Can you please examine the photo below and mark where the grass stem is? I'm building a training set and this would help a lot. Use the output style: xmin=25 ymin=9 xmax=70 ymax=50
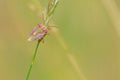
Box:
xmin=26 ymin=41 xmax=40 ymax=80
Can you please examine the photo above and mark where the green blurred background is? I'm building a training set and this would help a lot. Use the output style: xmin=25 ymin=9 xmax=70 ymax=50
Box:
xmin=0 ymin=0 xmax=120 ymax=80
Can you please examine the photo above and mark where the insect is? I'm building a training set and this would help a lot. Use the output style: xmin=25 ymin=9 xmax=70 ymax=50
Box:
xmin=28 ymin=23 xmax=48 ymax=41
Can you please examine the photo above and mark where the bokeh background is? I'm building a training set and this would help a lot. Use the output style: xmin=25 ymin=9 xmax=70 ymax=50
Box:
xmin=0 ymin=0 xmax=120 ymax=80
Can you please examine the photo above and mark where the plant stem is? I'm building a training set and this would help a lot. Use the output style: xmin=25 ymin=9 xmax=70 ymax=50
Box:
xmin=26 ymin=34 xmax=47 ymax=80
xmin=26 ymin=0 xmax=58 ymax=79
xmin=26 ymin=41 xmax=40 ymax=80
